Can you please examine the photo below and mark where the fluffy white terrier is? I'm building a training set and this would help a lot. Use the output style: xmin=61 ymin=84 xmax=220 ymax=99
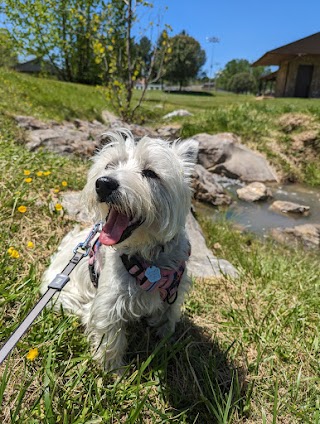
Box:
xmin=41 ymin=130 xmax=198 ymax=371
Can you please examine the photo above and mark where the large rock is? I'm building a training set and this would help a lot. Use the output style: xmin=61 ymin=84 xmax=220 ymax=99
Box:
xmin=61 ymin=191 xmax=238 ymax=279
xmin=269 ymin=200 xmax=310 ymax=215
xmin=237 ymin=182 xmax=272 ymax=202
xmin=15 ymin=115 xmax=160 ymax=157
xmin=192 ymin=164 xmax=232 ymax=206
xmin=270 ymin=224 xmax=320 ymax=249
xmin=191 ymin=132 xmax=278 ymax=182
xmin=186 ymin=213 xmax=238 ymax=278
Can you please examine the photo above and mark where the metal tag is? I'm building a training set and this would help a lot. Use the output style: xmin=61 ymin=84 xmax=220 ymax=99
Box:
xmin=145 ymin=266 xmax=161 ymax=283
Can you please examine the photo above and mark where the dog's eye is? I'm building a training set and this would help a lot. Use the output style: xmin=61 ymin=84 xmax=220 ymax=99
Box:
xmin=142 ymin=169 xmax=159 ymax=179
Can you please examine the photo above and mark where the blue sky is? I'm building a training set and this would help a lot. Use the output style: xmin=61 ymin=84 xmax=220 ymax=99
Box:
xmin=145 ymin=0 xmax=320 ymax=77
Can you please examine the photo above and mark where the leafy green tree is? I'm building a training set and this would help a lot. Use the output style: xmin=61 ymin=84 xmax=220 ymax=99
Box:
xmin=216 ymin=58 xmax=270 ymax=92
xmin=229 ymin=72 xmax=257 ymax=94
xmin=2 ymin=0 xmax=110 ymax=84
xmin=0 ymin=28 xmax=18 ymax=67
xmin=136 ymin=36 xmax=152 ymax=76
xmin=164 ymin=31 xmax=206 ymax=89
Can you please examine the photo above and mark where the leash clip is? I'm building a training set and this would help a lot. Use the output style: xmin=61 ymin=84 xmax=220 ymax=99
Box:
xmin=73 ymin=221 xmax=103 ymax=256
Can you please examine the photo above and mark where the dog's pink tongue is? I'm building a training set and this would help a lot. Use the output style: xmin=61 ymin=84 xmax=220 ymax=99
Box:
xmin=99 ymin=209 xmax=130 ymax=246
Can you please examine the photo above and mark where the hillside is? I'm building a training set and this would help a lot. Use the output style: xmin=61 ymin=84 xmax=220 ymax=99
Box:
xmin=1 ymin=68 xmax=319 ymax=186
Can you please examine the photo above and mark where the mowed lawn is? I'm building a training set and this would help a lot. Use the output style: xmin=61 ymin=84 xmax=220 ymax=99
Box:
xmin=0 ymin=69 xmax=319 ymax=423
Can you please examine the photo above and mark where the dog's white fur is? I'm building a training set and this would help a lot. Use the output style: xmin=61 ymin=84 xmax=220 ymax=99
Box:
xmin=41 ymin=130 xmax=198 ymax=371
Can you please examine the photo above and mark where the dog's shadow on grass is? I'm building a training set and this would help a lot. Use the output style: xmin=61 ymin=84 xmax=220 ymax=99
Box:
xmin=125 ymin=316 xmax=246 ymax=422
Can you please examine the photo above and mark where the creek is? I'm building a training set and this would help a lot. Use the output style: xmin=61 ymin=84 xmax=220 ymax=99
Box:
xmin=195 ymin=178 xmax=320 ymax=237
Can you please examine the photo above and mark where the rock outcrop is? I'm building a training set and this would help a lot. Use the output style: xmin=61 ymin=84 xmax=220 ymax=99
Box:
xmin=192 ymin=132 xmax=278 ymax=182
xmin=192 ymin=165 xmax=232 ymax=206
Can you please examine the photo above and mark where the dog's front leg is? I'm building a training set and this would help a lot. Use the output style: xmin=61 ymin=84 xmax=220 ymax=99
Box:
xmin=86 ymin=290 xmax=128 ymax=372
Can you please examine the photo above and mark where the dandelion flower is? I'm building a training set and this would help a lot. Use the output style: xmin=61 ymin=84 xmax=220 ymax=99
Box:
xmin=36 ymin=171 xmax=43 ymax=177
xmin=61 ymin=181 xmax=68 ymax=187
xmin=55 ymin=203 xmax=63 ymax=211
xmin=24 ymin=170 xmax=31 ymax=176
xmin=27 ymin=241 xmax=34 ymax=249
xmin=18 ymin=205 xmax=27 ymax=213
xmin=26 ymin=347 xmax=39 ymax=361
xmin=8 ymin=248 xmax=20 ymax=258
xmin=53 ymin=188 xmax=60 ymax=193
xmin=43 ymin=171 xmax=51 ymax=176
xmin=25 ymin=177 xmax=32 ymax=183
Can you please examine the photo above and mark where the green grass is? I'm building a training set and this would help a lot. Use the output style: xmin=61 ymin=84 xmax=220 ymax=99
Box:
xmin=0 ymin=69 xmax=320 ymax=422
xmin=0 ymin=68 xmax=108 ymax=122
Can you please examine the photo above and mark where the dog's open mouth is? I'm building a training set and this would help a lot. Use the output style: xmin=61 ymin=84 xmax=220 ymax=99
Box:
xmin=99 ymin=207 xmax=142 ymax=246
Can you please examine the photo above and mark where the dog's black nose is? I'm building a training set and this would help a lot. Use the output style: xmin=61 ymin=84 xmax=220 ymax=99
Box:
xmin=96 ymin=176 xmax=119 ymax=201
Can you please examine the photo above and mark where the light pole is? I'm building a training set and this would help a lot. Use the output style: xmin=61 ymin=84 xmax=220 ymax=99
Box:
xmin=206 ymin=36 xmax=220 ymax=80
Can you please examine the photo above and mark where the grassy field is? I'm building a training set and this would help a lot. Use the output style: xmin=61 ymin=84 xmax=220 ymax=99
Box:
xmin=0 ymin=69 xmax=319 ymax=423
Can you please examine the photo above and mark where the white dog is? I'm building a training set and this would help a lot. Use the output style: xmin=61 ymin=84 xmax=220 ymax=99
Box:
xmin=41 ymin=130 xmax=198 ymax=371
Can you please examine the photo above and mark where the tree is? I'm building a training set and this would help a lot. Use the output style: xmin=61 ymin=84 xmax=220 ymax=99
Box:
xmin=136 ymin=36 xmax=152 ymax=76
xmin=2 ymin=0 xmax=169 ymax=121
xmin=93 ymin=1 xmax=170 ymax=121
xmin=163 ymin=31 xmax=206 ymax=90
xmin=0 ymin=28 xmax=18 ymax=67
xmin=229 ymin=72 xmax=257 ymax=94
xmin=215 ymin=58 xmax=270 ymax=93
xmin=2 ymin=0 xmax=111 ymax=84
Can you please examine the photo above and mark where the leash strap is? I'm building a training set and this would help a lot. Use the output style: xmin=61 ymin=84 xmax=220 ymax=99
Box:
xmin=0 ymin=222 xmax=102 ymax=365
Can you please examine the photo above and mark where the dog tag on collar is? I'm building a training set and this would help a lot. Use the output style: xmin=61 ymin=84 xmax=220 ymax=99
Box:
xmin=145 ymin=266 xmax=161 ymax=283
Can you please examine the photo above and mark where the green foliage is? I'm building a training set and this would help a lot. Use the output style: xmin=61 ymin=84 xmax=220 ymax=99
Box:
xmin=2 ymin=0 xmax=113 ymax=84
xmin=163 ymin=31 xmax=206 ymax=89
xmin=0 ymin=28 xmax=18 ymax=68
xmin=216 ymin=58 xmax=270 ymax=93
xmin=229 ymin=72 xmax=257 ymax=94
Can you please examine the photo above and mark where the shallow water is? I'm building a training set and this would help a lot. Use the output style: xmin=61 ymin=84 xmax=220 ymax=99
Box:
xmin=195 ymin=180 xmax=320 ymax=236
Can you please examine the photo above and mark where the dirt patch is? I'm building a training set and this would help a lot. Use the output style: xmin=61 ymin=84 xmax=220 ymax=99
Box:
xmin=291 ymin=129 xmax=320 ymax=151
xmin=278 ymin=113 xmax=314 ymax=133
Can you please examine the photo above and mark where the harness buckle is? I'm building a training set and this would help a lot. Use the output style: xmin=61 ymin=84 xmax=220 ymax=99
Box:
xmin=73 ymin=221 xmax=103 ymax=256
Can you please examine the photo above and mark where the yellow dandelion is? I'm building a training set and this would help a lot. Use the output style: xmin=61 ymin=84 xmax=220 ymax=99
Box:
xmin=61 ymin=181 xmax=68 ymax=187
xmin=27 ymin=241 xmax=34 ymax=249
xmin=36 ymin=171 xmax=43 ymax=177
xmin=8 ymin=248 xmax=20 ymax=259
xmin=55 ymin=203 xmax=63 ymax=211
xmin=43 ymin=171 xmax=51 ymax=176
xmin=53 ymin=188 xmax=60 ymax=193
xmin=24 ymin=170 xmax=31 ymax=176
xmin=18 ymin=205 xmax=27 ymax=213
xmin=26 ymin=347 xmax=39 ymax=361
xmin=25 ymin=177 xmax=32 ymax=183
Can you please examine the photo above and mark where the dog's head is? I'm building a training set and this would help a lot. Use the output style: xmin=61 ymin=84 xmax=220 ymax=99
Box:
xmin=82 ymin=130 xmax=198 ymax=249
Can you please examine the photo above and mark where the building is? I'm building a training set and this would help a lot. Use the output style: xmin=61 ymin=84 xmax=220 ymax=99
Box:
xmin=252 ymin=32 xmax=320 ymax=98
xmin=15 ymin=57 xmax=57 ymax=76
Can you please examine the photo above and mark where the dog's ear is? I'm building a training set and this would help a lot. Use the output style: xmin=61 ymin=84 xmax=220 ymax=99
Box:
xmin=173 ymin=139 xmax=199 ymax=175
